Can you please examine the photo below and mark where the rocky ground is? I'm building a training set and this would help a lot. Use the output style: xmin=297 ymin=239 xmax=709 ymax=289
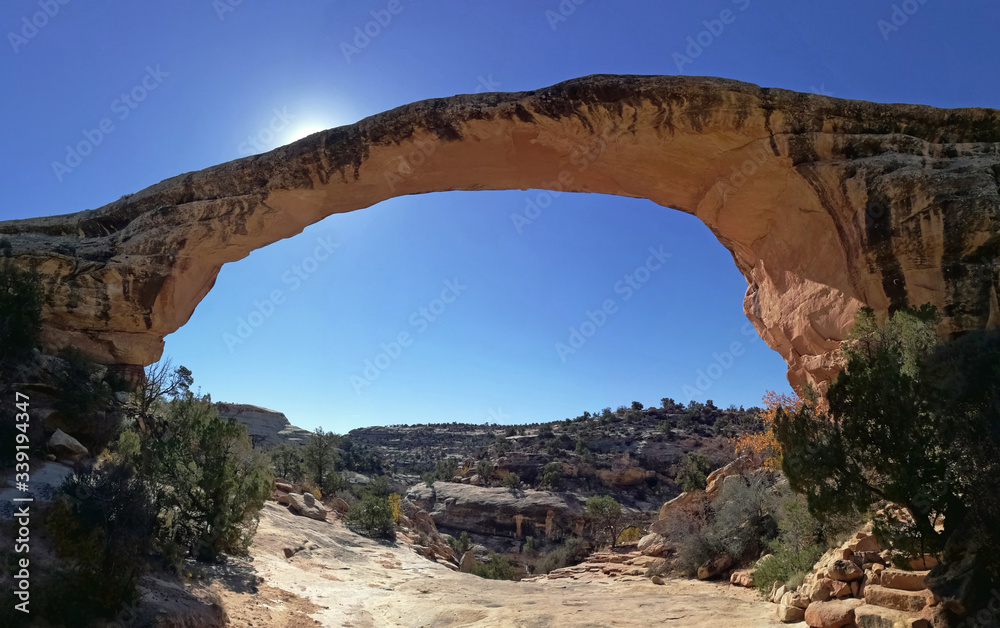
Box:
xmin=192 ymin=501 xmax=786 ymax=628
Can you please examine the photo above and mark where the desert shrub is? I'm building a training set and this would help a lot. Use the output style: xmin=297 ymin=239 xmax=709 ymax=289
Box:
xmin=449 ymin=530 xmax=473 ymax=556
xmin=40 ymin=462 xmax=157 ymax=623
xmin=126 ymin=392 xmax=274 ymax=563
xmin=710 ymin=471 xmax=780 ymax=563
xmin=344 ymin=494 xmax=395 ymax=539
xmin=523 ymin=535 xmax=538 ymax=557
xmin=423 ymin=457 xmax=458 ymax=486
xmin=539 ymin=462 xmax=562 ymax=489
xmin=665 ymin=473 xmax=780 ymax=575
xmin=752 ymin=541 xmax=823 ymax=596
xmin=475 ymin=458 xmax=494 ymax=482
xmin=472 ymin=552 xmax=516 ymax=580
xmin=389 ymin=493 xmax=401 ymax=523
xmin=674 ymin=451 xmax=713 ymax=492
xmin=617 ymin=526 xmax=643 ymax=544
xmin=537 ymin=537 xmax=587 ymax=574
xmin=501 ymin=470 xmax=521 ymax=489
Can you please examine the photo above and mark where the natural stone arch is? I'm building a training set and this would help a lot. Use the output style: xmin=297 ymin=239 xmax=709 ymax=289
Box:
xmin=1 ymin=75 xmax=998 ymax=392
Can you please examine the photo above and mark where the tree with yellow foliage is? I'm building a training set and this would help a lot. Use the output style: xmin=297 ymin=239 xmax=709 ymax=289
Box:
xmin=732 ymin=390 xmax=802 ymax=470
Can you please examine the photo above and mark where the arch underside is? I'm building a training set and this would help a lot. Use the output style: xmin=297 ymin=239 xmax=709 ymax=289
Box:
xmin=1 ymin=74 xmax=998 ymax=392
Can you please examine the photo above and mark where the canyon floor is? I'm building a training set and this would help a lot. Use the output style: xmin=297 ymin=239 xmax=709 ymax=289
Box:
xmin=193 ymin=502 xmax=789 ymax=628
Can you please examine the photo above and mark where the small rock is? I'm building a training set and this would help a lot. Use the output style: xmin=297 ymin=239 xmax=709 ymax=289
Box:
xmin=651 ymin=575 xmax=664 ymax=585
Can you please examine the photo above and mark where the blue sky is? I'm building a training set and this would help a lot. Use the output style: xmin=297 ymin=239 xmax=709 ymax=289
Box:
xmin=3 ymin=0 xmax=998 ymax=432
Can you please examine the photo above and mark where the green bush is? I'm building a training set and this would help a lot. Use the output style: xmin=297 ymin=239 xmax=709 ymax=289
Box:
xmin=586 ymin=495 xmax=625 ymax=548
xmin=537 ymin=537 xmax=587 ymax=574
xmin=344 ymin=494 xmax=396 ymax=539
xmin=539 ymin=462 xmax=562 ymax=489
xmin=128 ymin=392 xmax=273 ymax=563
xmin=752 ymin=541 xmax=823 ymax=596
xmin=41 ymin=462 xmax=158 ymax=624
xmin=449 ymin=530 xmax=472 ymax=555
xmin=674 ymin=451 xmax=713 ymax=492
xmin=501 ymin=471 xmax=521 ymax=489
xmin=472 ymin=552 xmax=516 ymax=580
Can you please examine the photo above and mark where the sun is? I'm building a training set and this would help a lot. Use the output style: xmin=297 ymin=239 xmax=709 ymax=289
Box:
xmin=287 ymin=126 xmax=329 ymax=143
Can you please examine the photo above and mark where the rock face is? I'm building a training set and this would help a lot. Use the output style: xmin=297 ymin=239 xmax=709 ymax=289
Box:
xmin=1 ymin=75 xmax=998 ymax=391
xmin=405 ymin=481 xmax=584 ymax=539
xmin=214 ymin=402 xmax=311 ymax=448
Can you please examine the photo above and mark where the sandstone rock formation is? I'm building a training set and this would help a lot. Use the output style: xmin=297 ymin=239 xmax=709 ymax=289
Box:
xmin=405 ymin=481 xmax=584 ymax=540
xmin=214 ymin=402 xmax=311 ymax=448
xmin=1 ymin=75 xmax=998 ymax=390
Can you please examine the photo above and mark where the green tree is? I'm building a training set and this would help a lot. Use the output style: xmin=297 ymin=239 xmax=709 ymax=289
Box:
xmin=586 ymin=495 xmax=626 ymax=548
xmin=539 ymin=462 xmax=562 ymax=489
xmin=132 ymin=358 xmax=193 ymax=432
xmin=270 ymin=443 xmax=303 ymax=481
xmin=303 ymin=427 xmax=341 ymax=489
xmin=776 ymin=306 xmax=1000 ymax=565
xmin=132 ymin=392 xmax=274 ymax=562
xmin=675 ymin=451 xmax=714 ymax=492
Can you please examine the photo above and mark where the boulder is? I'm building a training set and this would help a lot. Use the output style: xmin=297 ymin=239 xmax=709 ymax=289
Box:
xmin=460 ymin=550 xmax=477 ymax=573
xmin=705 ymin=457 xmax=754 ymax=499
xmin=637 ymin=533 xmax=667 ymax=557
xmin=864 ymin=584 xmax=932 ymax=613
xmin=331 ymin=498 xmax=351 ymax=514
xmin=776 ymin=603 xmax=806 ymax=623
xmin=804 ymin=598 xmax=863 ymax=628
xmin=286 ymin=492 xmax=327 ymax=521
xmin=697 ymin=553 xmax=733 ymax=580
xmin=730 ymin=569 xmax=755 ymax=588
xmin=47 ymin=429 xmax=88 ymax=460
xmin=829 ymin=559 xmax=864 ymax=582
xmin=881 ymin=569 xmax=929 ymax=592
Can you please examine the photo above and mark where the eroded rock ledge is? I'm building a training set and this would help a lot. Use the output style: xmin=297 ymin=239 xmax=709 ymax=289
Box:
xmin=1 ymin=74 xmax=998 ymax=391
